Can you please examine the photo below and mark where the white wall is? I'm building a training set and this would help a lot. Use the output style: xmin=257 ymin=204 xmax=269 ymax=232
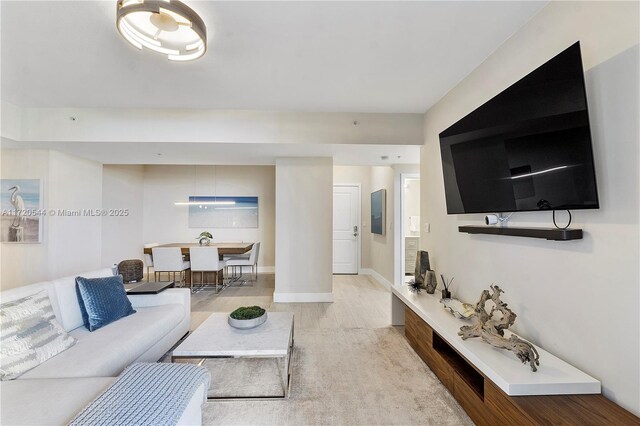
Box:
xmin=275 ymin=158 xmax=333 ymax=302
xmin=102 ymin=165 xmax=144 ymax=267
xmin=47 ymin=151 xmax=103 ymax=279
xmin=0 ymin=149 xmax=103 ymax=289
xmin=421 ymin=1 xmax=639 ymax=414
xmin=369 ymin=166 xmax=395 ymax=284
xmin=142 ymin=165 xmax=275 ymax=269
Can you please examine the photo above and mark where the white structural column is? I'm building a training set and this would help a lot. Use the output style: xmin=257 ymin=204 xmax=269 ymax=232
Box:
xmin=274 ymin=158 xmax=333 ymax=303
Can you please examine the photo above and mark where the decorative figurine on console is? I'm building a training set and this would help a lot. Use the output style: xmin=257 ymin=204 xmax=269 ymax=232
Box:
xmin=407 ymin=279 xmax=424 ymax=294
xmin=425 ymin=270 xmax=437 ymax=294
xmin=458 ymin=285 xmax=540 ymax=372
xmin=409 ymin=251 xmax=438 ymax=294
xmin=414 ymin=251 xmax=430 ymax=285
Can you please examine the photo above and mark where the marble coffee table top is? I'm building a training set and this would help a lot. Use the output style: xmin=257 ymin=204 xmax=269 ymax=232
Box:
xmin=173 ymin=312 xmax=294 ymax=357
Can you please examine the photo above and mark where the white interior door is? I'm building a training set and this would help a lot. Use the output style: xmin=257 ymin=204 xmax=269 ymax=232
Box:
xmin=333 ymin=185 xmax=359 ymax=274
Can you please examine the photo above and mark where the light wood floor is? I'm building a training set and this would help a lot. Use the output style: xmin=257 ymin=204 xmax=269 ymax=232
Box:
xmin=190 ymin=273 xmax=392 ymax=331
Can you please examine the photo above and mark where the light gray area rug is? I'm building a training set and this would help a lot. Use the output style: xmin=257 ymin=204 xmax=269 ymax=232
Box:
xmin=204 ymin=357 xmax=284 ymax=398
xmin=202 ymin=327 xmax=473 ymax=425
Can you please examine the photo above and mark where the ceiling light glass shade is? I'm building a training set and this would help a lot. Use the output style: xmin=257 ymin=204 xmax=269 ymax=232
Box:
xmin=116 ymin=0 xmax=207 ymax=62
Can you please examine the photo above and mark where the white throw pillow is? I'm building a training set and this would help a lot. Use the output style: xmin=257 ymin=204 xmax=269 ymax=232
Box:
xmin=0 ymin=290 xmax=77 ymax=380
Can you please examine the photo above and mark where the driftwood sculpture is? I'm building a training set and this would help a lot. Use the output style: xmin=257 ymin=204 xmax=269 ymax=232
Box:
xmin=458 ymin=285 xmax=540 ymax=372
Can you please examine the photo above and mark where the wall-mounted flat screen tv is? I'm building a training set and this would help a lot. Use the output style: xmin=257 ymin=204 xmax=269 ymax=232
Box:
xmin=439 ymin=42 xmax=599 ymax=214
xmin=371 ymin=189 xmax=386 ymax=235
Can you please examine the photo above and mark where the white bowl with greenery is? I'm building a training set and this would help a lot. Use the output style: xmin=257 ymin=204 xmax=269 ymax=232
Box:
xmin=228 ymin=306 xmax=267 ymax=329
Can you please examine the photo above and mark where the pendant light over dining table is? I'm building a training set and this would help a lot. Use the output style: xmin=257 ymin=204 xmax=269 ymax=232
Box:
xmin=116 ymin=0 xmax=207 ymax=62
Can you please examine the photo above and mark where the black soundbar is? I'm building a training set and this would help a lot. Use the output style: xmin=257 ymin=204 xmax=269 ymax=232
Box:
xmin=458 ymin=226 xmax=583 ymax=241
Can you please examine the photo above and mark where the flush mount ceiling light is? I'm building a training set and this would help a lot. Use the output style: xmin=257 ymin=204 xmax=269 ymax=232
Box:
xmin=116 ymin=0 xmax=207 ymax=62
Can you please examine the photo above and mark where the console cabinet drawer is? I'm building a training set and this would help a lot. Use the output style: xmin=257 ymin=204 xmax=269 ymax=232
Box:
xmin=485 ymin=382 xmax=534 ymax=426
xmin=426 ymin=350 xmax=453 ymax=392
xmin=453 ymin=372 xmax=492 ymax=426
xmin=405 ymin=306 xmax=432 ymax=346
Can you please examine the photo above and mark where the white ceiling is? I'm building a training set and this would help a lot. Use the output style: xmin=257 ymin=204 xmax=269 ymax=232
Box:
xmin=1 ymin=139 xmax=421 ymax=166
xmin=1 ymin=1 xmax=546 ymax=113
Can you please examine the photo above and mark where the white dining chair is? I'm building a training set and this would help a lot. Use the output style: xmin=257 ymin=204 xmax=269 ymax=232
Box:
xmin=226 ymin=242 xmax=260 ymax=283
xmin=189 ymin=247 xmax=227 ymax=293
xmin=223 ymin=241 xmax=250 ymax=261
xmin=143 ymin=242 xmax=159 ymax=282
xmin=152 ymin=247 xmax=190 ymax=287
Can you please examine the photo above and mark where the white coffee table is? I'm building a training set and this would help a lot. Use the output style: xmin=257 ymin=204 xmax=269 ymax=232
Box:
xmin=171 ymin=312 xmax=294 ymax=400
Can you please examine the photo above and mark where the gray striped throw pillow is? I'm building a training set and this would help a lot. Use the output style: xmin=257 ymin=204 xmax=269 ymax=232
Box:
xmin=0 ymin=290 xmax=77 ymax=380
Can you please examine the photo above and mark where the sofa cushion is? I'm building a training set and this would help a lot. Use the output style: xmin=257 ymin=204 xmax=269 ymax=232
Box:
xmin=75 ymin=275 xmax=135 ymax=331
xmin=52 ymin=268 xmax=114 ymax=332
xmin=0 ymin=377 xmax=115 ymax=426
xmin=0 ymin=291 xmax=77 ymax=380
xmin=19 ymin=304 xmax=184 ymax=379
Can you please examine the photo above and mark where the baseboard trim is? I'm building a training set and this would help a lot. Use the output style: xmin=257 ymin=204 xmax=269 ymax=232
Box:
xmin=273 ymin=292 xmax=334 ymax=303
xmin=360 ymin=268 xmax=393 ymax=290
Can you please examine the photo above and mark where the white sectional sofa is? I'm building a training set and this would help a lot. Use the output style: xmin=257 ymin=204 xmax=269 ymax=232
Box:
xmin=0 ymin=268 xmax=204 ymax=425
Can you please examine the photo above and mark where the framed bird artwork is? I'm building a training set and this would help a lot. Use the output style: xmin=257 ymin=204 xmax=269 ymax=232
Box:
xmin=1 ymin=179 xmax=43 ymax=243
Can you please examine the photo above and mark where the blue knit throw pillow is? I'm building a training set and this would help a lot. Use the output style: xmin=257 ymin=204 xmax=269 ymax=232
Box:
xmin=75 ymin=275 xmax=136 ymax=332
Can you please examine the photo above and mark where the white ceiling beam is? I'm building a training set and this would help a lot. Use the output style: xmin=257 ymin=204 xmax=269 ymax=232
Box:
xmin=5 ymin=104 xmax=423 ymax=146
xmin=0 ymin=101 xmax=22 ymax=141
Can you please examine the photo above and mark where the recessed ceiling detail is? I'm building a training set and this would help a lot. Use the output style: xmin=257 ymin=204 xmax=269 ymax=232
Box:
xmin=116 ymin=0 xmax=207 ymax=62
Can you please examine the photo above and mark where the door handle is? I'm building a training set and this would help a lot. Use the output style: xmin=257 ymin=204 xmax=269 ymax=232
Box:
xmin=353 ymin=225 xmax=359 ymax=237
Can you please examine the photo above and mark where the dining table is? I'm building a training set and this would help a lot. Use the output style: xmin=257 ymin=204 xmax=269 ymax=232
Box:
xmin=144 ymin=242 xmax=254 ymax=287
xmin=143 ymin=242 xmax=254 ymax=257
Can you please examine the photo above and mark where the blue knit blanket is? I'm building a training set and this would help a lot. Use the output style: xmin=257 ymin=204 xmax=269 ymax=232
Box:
xmin=69 ymin=363 xmax=210 ymax=426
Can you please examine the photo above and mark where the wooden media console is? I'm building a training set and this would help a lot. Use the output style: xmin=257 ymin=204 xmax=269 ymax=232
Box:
xmin=391 ymin=285 xmax=640 ymax=425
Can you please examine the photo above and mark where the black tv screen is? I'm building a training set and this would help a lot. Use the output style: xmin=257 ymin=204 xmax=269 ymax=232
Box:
xmin=439 ymin=42 xmax=599 ymax=214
